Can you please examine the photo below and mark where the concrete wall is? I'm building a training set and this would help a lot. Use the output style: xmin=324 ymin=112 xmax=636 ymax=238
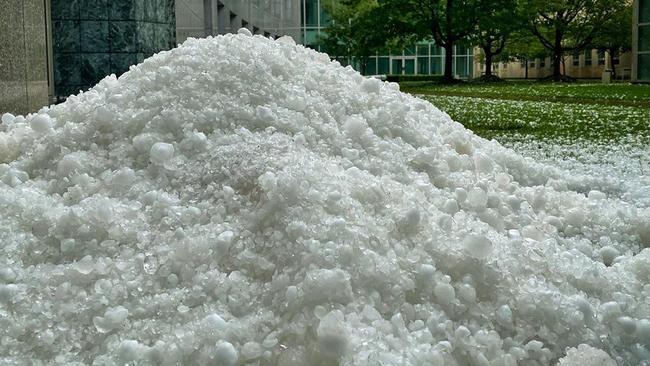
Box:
xmin=476 ymin=50 xmax=633 ymax=80
xmin=175 ymin=0 xmax=302 ymax=44
xmin=0 ymin=0 xmax=50 ymax=115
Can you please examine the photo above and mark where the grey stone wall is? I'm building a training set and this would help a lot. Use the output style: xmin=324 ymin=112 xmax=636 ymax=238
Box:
xmin=0 ymin=0 xmax=50 ymax=115
xmin=52 ymin=0 xmax=176 ymax=99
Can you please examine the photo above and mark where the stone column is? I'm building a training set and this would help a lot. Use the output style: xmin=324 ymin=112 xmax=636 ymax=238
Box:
xmin=0 ymin=0 xmax=50 ymax=115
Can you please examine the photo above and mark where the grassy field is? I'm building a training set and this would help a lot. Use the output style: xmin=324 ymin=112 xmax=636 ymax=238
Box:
xmin=402 ymin=81 xmax=650 ymax=107
xmin=406 ymin=81 xmax=650 ymax=188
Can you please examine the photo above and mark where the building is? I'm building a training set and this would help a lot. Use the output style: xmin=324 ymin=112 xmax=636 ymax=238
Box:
xmin=300 ymin=0 xmax=474 ymax=78
xmin=633 ymin=0 xmax=650 ymax=82
xmin=0 ymin=0 xmax=303 ymax=116
xmin=176 ymin=0 xmax=302 ymax=44
xmin=480 ymin=50 xmax=633 ymax=80
xmin=0 ymin=0 xmax=51 ymax=115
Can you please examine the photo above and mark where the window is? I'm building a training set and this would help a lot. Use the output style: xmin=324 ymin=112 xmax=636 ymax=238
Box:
xmin=572 ymin=52 xmax=580 ymax=66
xmin=598 ymin=50 xmax=606 ymax=65
xmin=366 ymin=58 xmax=378 ymax=75
xmin=303 ymin=0 xmax=318 ymax=27
xmin=584 ymin=49 xmax=593 ymax=66
xmin=416 ymin=44 xmax=429 ymax=56
xmin=431 ymin=57 xmax=442 ymax=74
xmin=540 ymin=58 xmax=546 ymax=67
xmin=377 ymin=57 xmax=390 ymax=74
xmin=417 ymin=57 xmax=430 ymax=74
xmin=641 ymin=0 xmax=650 ymax=23
xmin=530 ymin=61 xmax=536 ymax=68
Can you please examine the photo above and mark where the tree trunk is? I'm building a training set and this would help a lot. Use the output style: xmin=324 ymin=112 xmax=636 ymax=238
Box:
xmin=552 ymin=29 xmax=563 ymax=79
xmin=443 ymin=42 xmax=454 ymax=82
xmin=525 ymin=60 xmax=529 ymax=79
xmin=552 ymin=52 xmax=562 ymax=78
xmin=483 ymin=41 xmax=493 ymax=77
xmin=485 ymin=53 xmax=493 ymax=77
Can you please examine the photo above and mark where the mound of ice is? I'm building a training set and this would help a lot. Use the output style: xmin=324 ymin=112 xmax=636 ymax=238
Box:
xmin=0 ymin=31 xmax=649 ymax=365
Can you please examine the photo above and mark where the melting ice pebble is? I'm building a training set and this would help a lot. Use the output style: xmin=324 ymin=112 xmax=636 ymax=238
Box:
xmin=29 ymin=113 xmax=52 ymax=133
xmin=237 ymin=27 xmax=252 ymax=37
xmin=317 ymin=310 xmax=348 ymax=358
xmin=149 ymin=142 xmax=174 ymax=164
xmin=0 ymin=29 xmax=648 ymax=365
xmin=463 ymin=234 xmax=493 ymax=259
xmin=1 ymin=113 xmax=15 ymax=125
xmin=214 ymin=342 xmax=238 ymax=366
xmin=558 ymin=344 xmax=616 ymax=366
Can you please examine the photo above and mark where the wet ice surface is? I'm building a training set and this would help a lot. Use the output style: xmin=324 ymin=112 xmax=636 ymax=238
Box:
xmin=0 ymin=32 xmax=649 ymax=365
xmin=503 ymin=137 xmax=650 ymax=209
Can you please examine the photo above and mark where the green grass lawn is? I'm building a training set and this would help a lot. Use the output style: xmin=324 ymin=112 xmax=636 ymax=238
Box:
xmin=402 ymin=81 xmax=650 ymax=108
xmin=405 ymin=81 xmax=650 ymax=142
xmin=424 ymin=95 xmax=650 ymax=142
xmin=408 ymin=81 xmax=650 ymax=184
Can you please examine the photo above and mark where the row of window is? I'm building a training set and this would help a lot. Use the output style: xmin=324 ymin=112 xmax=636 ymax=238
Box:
xmin=337 ymin=55 xmax=474 ymax=76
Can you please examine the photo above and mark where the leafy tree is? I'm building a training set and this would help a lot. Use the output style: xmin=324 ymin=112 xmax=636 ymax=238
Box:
xmin=520 ymin=0 xmax=625 ymax=80
xmin=319 ymin=0 xmax=387 ymax=75
xmin=591 ymin=3 xmax=633 ymax=77
xmin=472 ymin=0 xmax=521 ymax=78
xmin=380 ymin=0 xmax=482 ymax=82
xmin=499 ymin=29 xmax=549 ymax=78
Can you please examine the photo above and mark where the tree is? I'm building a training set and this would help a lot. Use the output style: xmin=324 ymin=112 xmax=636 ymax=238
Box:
xmin=499 ymin=29 xmax=549 ymax=79
xmin=472 ymin=0 xmax=521 ymax=79
xmin=520 ymin=0 xmax=625 ymax=80
xmin=319 ymin=0 xmax=387 ymax=75
xmin=380 ymin=0 xmax=482 ymax=82
xmin=592 ymin=3 xmax=633 ymax=77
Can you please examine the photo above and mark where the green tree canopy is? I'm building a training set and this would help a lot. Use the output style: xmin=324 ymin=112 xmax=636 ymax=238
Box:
xmin=591 ymin=2 xmax=633 ymax=77
xmin=520 ymin=0 xmax=625 ymax=80
xmin=319 ymin=0 xmax=389 ymax=75
xmin=473 ymin=0 xmax=521 ymax=78
xmin=379 ymin=0 xmax=482 ymax=82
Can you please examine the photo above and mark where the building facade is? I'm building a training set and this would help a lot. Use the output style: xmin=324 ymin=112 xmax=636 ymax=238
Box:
xmin=301 ymin=0 xmax=474 ymax=78
xmin=634 ymin=0 xmax=650 ymax=82
xmin=176 ymin=0 xmax=302 ymax=44
xmin=51 ymin=0 xmax=177 ymax=100
xmin=480 ymin=49 xmax=633 ymax=80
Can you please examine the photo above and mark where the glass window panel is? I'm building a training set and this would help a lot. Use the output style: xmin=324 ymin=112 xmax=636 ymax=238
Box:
xmin=417 ymin=44 xmax=429 ymax=56
xmin=639 ymin=54 xmax=650 ymax=80
xmin=639 ymin=25 xmax=650 ymax=52
xmin=584 ymin=49 xmax=592 ymax=65
xmin=641 ymin=0 xmax=650 ymax=23
xmin=304 ymin=29 xmax=318 ymax=47
xmin=304 ymin=0 xmax=318 ymax=27
xmin=377 ymin=57 xmax=389 ymax=74
xmin=417 ymin=57 xmax=429 ymax=74
xmin=404 ymin=46 xmax=416 ymax=56
xmin=366 ymin=58 xmax=377 ymax=75
xmin=404 ymin=59 xmax=415 ymax=74
xmin=455 ymin=56 xmax=468 ymax=77
xmin=392 ymin=59 xmax=402 ymax=74
xmin=431 ymin=57 xmax=442 ymax=74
